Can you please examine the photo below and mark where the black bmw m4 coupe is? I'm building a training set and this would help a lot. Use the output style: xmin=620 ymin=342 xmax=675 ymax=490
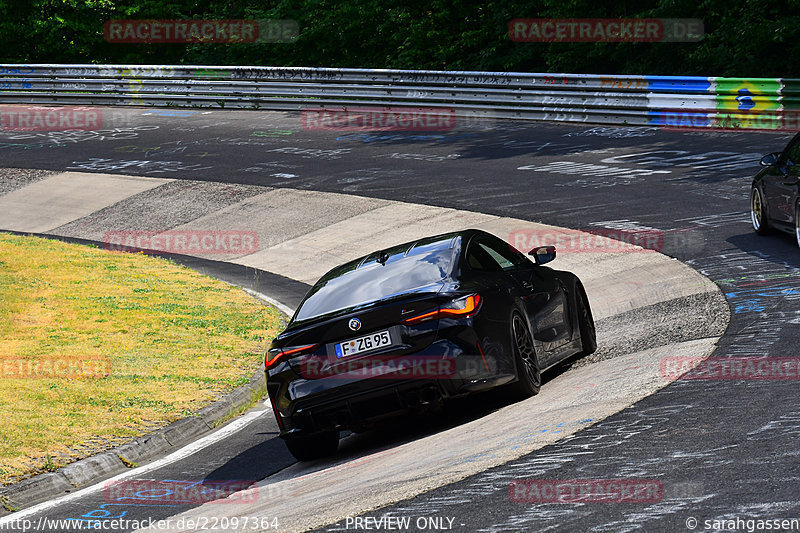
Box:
xmin=265 ymin=229 xmax=596 ymax=461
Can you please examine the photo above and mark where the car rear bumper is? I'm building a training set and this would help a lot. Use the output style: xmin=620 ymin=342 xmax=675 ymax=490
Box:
xmin=267 ymin=318 xmax=522 ymax=437
xmin=268 ymin=340 xmax=507 ymax=436
xmin=279 ymin=378 xmax=453 ymax=436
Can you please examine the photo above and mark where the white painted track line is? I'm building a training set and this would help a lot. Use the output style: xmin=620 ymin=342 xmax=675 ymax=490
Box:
xmin=0 ymin=407 xmax=268 ymax=524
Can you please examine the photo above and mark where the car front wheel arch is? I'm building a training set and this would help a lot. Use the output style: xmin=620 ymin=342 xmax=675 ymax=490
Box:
xmin=574 ymin=282 xmax=597 ymax=356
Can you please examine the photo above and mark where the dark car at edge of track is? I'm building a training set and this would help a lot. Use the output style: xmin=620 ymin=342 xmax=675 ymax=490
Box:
xmin=750 ymin=132 xmax=800 ymax=248
xmin=264 ymin=229 xmax=597 ymax=461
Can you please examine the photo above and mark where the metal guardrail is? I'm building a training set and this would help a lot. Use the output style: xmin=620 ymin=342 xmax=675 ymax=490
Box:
xmin=0 ymin=64 xmax=797 ymax=130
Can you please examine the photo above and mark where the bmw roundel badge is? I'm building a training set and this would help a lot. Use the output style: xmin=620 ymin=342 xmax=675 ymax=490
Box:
xmin=348 ymin=318 xmax=362 ymax=331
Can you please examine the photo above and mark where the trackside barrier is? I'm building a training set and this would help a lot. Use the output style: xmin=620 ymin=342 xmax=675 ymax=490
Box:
xmin=0 ymin=64 xmax=796 ymax=130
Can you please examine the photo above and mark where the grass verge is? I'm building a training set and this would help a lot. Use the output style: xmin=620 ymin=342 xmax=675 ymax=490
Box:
xmin=0 ymin=233 xmax=284 ymax=485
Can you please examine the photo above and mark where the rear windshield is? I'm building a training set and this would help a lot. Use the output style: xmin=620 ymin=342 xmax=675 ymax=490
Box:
xmin=292 ymin=237 xmax=457 ymax=323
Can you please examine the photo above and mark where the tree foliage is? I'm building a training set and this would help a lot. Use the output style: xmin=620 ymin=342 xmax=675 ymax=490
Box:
xmin=0 ymin=0 xmax=798 ymax=76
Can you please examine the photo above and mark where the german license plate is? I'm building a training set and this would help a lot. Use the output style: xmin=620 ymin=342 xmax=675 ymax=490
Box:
xmin=334 ymin=330 xmax=392 ymax=358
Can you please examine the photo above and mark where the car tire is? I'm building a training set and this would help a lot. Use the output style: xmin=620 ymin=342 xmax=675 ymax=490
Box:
xmin=795 ymin=203 xmax=800 ymax=249
xmin=508 ymin=312 xmax=541 ymax=398
xmin=285 ymin=430 xmax=339 ymax=461
xmin=751 ymin=186 xmax=771 ymax=235
xmin=577 ymin=287 xmax=597 ymax=356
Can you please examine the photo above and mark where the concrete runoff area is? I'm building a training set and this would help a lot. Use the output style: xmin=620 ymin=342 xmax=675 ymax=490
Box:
xmin=52 ymin=180 xmax=270 ymax=243
xmin=0 ymin=172 xmax=171 ymax=233
xmin=237 ymin=203 xmax=498 ymax=284
xmin=0 ymin=172 xmax=726 ymax=531
xmin=171 ymin=188 xmax=391 ymax=260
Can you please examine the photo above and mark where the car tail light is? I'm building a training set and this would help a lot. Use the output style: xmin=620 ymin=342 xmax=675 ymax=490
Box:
xmin=403 ymin=294 xmax=482 ymax=325
xmin=265 ymin=344 xmax=317 ymax=370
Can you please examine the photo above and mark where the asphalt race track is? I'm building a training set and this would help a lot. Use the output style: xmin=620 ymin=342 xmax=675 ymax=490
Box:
xmin=0 ymin=107 xmax=799 ymax=532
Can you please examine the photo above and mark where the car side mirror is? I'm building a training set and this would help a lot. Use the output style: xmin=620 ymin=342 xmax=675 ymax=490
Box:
xmin=760 ymin=152 xmax=780 ymax=166
xmin=528 ymin=246 xmax=556 ymax=265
